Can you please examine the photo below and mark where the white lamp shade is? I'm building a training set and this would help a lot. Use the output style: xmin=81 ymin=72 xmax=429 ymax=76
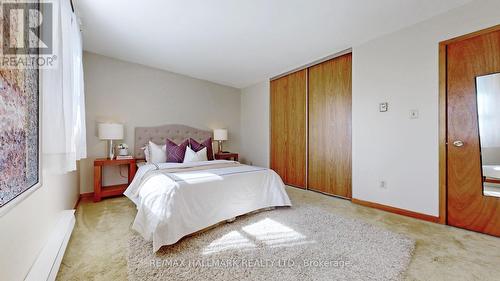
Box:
xmin=98 ymin=123 xmax=124 ymax=140
xmin=213 ymin=129 xmax=228 ymax=141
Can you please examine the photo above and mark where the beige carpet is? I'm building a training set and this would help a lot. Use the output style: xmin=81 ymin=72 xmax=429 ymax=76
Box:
xmin=128 ymin=203 xmax=414 ymax=281
xmin=57 ymin=187 xmax=500 ymax=281
xmin=57 ymin=197 xmax=136 ymax=281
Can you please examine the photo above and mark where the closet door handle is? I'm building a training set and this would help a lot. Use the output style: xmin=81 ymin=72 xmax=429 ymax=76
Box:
xmin=452 ymin=140 xmax=464 ymax=147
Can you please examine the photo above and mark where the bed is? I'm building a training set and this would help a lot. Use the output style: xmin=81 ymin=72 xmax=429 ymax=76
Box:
xmin=124 ymin=124 xmax=291 ymax=252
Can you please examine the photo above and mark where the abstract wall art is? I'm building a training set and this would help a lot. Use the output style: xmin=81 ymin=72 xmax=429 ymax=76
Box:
xmin=0 ymin=70 xmax=39 ymax=208
xmin=0 ymin=1 xmax=41 ymax=209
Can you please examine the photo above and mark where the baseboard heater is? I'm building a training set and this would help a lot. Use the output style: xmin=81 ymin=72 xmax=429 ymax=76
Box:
xmin=25 ymin=210 xmax=76 ymax=281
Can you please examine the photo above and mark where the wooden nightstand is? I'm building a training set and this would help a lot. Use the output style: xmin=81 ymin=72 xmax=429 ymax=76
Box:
xmin=215 ymin=152 xmax=239 ymax=161
xmin=94 ymin=158 xmax=136 ymax=202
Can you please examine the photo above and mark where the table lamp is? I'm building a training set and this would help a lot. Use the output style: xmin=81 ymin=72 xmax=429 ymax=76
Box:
xmin=98 ymin=123 xmax=124 ymax=159
xmin=213 ymin=129 xmax=228 ymax=153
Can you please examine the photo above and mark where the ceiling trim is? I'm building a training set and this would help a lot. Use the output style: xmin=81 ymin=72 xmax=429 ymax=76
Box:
xmin=270 ymin=48 xmax=352 ymax=81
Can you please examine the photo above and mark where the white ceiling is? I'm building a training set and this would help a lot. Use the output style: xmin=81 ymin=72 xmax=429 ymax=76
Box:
xmin=76 ymin=0 xmax=471 ymax=88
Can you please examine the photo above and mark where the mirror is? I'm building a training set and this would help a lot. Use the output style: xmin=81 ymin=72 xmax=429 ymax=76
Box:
xmin=476 ymin=73 xmax=500 ymax=198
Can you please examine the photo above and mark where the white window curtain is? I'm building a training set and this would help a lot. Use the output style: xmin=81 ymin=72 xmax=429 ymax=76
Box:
xmin=42 ymin=0 xmax=86 ymax=173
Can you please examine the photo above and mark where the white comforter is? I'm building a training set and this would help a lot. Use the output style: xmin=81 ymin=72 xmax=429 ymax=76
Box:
xmin=124 ymin=160 xmax=291 ymax=252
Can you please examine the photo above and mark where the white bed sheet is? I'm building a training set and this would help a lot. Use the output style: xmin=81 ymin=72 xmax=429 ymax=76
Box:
xmin=124 ymin=160 xmax=291 ymax=252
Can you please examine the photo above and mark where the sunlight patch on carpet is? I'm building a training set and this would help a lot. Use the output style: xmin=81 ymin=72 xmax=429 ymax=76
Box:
xmin=202 ymin=230 xmax=256 ymax=255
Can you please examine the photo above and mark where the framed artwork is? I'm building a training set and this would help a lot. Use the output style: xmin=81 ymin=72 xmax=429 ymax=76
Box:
xmin=0 ymin=1 xmax=41 ymax=215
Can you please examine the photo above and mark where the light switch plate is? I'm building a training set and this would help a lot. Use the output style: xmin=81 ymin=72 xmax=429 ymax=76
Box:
xmin=379 ymin=180 xmax=387 ymax=189
xmin=379 ymin=102 xmax=388 ymax=112
xmin=410 ymin=109 xmax=419 ymax=119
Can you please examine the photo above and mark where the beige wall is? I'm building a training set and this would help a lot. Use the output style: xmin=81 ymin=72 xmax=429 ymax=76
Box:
xmin=240 ymin=0 xmax=500 ymax=216
xmin=240 ymin=81 xmax=270 ymax=167
xmin=481 ymin=147 xmax=500 ymax=166
xmin=81 ymin=52 xmax=242 ymax=193
xmin=352 ymin=0 xmax=500 ymax=216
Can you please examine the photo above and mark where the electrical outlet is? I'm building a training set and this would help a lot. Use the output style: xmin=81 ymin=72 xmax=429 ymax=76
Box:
xmin=379 ymin=180 xmax=387 ymax=189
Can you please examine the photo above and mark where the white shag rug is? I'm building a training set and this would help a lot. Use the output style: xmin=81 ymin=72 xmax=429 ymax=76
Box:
xmin=128 ymin=204 xmax=415 ymax=281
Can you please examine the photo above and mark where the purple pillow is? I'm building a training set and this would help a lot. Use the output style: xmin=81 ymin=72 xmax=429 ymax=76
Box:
xmin=190 ymin=137 xmax=214 ymax=160
xmin=166 ymin=139 xmax=189 ymax=163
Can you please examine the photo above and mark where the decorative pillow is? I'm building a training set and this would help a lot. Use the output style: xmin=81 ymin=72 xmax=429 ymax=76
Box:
xmin=166 ymin=139 xmax=189 ymax=163
xmin=189 ymin=137 xmax=214 ymax=160
xmin=144 ymin=141 xmax=166 ymax=163
xmin=183 ymin=147 xmax=208 ymax=163
xmin=141 ymin=146 xmax=149 ymax=162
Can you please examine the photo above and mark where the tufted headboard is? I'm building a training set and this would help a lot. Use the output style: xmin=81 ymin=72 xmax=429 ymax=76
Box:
xmin=134 ymin=124 xmax=212 ymax=159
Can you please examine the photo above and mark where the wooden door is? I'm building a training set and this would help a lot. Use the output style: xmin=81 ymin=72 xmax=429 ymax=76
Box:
xmin=308 ymin=54 xmax=352 ymax=197
xmin=446 ymin=29 xmax=500 ymax=236
xmin=270 ymin=70 xmax=307 ymax=188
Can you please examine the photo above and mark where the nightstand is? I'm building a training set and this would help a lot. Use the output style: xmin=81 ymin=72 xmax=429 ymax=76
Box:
xmin=94 ymin=158 xmax=136 ymax=202
xmin=215 ymin=152 xmax=239 ymax=161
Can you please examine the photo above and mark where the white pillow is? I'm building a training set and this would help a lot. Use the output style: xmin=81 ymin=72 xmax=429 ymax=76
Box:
xmin=183 ymin=147 xmax=208 ymax=163
xmin=141 ymin=146 xmax=150 ymax=162
xmin=145 ymin=141 xmax=166 ymax=163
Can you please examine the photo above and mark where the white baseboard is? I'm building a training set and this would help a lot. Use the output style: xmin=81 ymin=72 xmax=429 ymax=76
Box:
xmin=25 ymin=210 xmax=76 ymax=281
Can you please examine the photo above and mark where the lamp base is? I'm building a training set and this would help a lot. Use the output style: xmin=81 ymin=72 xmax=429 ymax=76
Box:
xmin=108 ymin=140 xmax=115 ymax=159
xmin=217 ymin=140 xmax=223 ymax=154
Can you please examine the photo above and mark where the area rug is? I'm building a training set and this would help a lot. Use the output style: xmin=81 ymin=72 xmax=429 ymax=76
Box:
xmin=128 ymin=204 xmax=415 ymax=281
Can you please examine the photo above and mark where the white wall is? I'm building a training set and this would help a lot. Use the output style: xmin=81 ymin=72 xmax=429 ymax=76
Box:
xmin=352 ymin=0 xmax=500 ymax=216
xmin=241 ymin=0 xmax=500 ymax=216
xmin=0 ymin=91 xmax=79 ymax=281
xmin=240 ymin=81 xmax=270 ymax=167
xmin=0 ymin=167 xmax=78 ymax=281
xmin=81 ymin=52 xmax=242 ymax=193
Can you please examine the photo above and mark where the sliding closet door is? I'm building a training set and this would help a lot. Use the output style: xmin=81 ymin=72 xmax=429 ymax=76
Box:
xmin=270 ymin=70 xmax=307 ymax=188
xmin=270 ymin=76 xmax=288 ymax=181
xmin=308 ymin=54 xmax=352 ymax=197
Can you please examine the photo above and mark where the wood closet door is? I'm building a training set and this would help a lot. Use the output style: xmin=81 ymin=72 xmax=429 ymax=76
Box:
xmin=270 ymin=70 xmax=307 ymax=188
xmin=308 ymin=54 xmax=352 ymax=197
xmin=446 ymin=29 xmax=500 ymax=236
